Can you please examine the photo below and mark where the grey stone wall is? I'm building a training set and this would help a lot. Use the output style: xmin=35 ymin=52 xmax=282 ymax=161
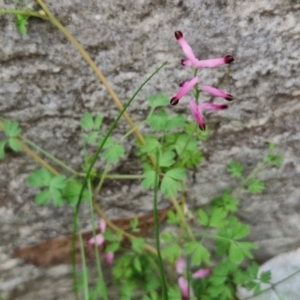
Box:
xmin=1 ymin=0 xmax=300 ymax=298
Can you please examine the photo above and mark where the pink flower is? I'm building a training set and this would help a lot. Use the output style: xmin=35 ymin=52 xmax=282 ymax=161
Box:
xmin=192 ymin=268 xmax=211 ymax=279
xmin=170 ymin=77 xmax=199 ymax=105
xmin=178 ymin=276 xmax=194 ymax=299
xmin=176 ymin=257 xmax=186 ymax=274
xmin=174 ymin=30 xmax=234 ymax=69
xmin=88 ymin=218 xmax=107 ymax=246
xmin=88 ymin=234 xmax=104 ymax=246
xmin=182 ymin=55 xmax=234 ymax=69
xmin=201 ymin=86 xmax=233 ymax=101
xmin=105 ymin=252 xmax=114 ymax=265
xmin=176 ymin=258 xmax=211 ymax=298
xmin=189 ymin=99 xmax=228 ymax=131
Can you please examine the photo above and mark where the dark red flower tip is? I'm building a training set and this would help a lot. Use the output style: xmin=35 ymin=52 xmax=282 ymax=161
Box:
xmin=179 ymin=81 xmax=186 ymax=87
xmin=199 ymin=123 xmax=206 ymax=131
xmin=181 ymin=59 xmax=186 ymax=66
xmin=175 ymin=31 xmax=183 ymax=40
xmin=225 ymin=94 xmax=234 ymax=101
xmin=220 ymin=105 xmax=229 ymax=109
xmin=224 ymin=55 xmax=234 ymax=64
xmin=170 ymin=97 xmax=179 ymax=105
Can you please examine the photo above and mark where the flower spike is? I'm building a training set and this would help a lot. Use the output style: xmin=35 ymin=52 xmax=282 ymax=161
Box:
xmin=201 ymin=86 xmax=233 ymax=101
xmin=170 ymin=77 xmax=199 ymax=105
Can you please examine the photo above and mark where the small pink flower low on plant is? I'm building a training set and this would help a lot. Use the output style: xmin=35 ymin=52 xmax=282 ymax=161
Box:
xmin=176 ymin=258 xmax=211 ymax=299
xmin=88 ymin=218 xmax=114 ymax=265
xmin=189 ymin=99 xmax=228 ymax=131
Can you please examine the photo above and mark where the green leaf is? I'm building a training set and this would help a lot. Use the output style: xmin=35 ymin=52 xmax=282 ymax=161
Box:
xmin=198 ymin=209 xmax=209 ymax=227
xmin=227 ymin=162 xmax=243 ymax=178
xmin=106 ymin=242 xmax=120 ymax=253
xmin=133 ymin=256 xmax=142 ymax=273
xmin=266 ymin=154 xmax=283 ymax=167
xmin=50 ymin=188 xmax=64 ymax=206
xmin=35 ymin=190 xmax=51 ymax=205
xmin=268 ymin=142 xmax=276 ymax=152
xmin=102 ymin=141 xmax=125 ymax=163
xmin=212 ymin=190 xmax=238 ymax=213
xmin=132 ymin=238 xmax=145 ymax=254
xmin=209 ymin=208 xmax=227 ymax=228
xmin=160 ymin=232 xmax=175 ymax=244
xmin=50 ymin=175 xmax=66 ymax=190
xmin=238 ymin=242 xmax=258 ymax=259
xmin=142 ymin=170 xmax=158 ymax=190
xmin=229 ymin=242 xmax=244 ymax=263
xmin=146 ymin=110 xmax=167 ymax=131
xmin=184 ymin=242 xmax=210 ymax=266
xmin=94 ymin=115 xmax=103 ymax=129
xmin=87 ymin=132 xmax=99 ymax=144
xmin=167 ymin=211 xmax=180 ymax=224
xmin=248 ymin=179 xmax=265 ymax=194
xmin=159 ymin=150 xmax=176 ymax=167
xmin=28 ymin=169 xmax=53 ymax=188
xmin=161 ymin=244 xmax=181 ymax=263
xmin=80 ymin=112 xmax=94 ymax=130
xmin=173 ymin=134 xmax=197 ymax=156
xmin=62 ymin=179 xmax=89 ymax=206
xmin=139 ymin=136 xmax=161 ymax=154
xmin=165 ymin=115 xmax=186 ymax=131
xmin=8 ymin=138 xmax=22 ymax=152
xmin=147 ymin=93 xmax=169 ymax=109
xmin=0 ymin=140 xmax=6 ymax=159
xmin=260 ymin=270 xmax=271 ymax=283
xmin=168 ymin=286 xmax=182 ymax=300
xmin=160 ymin=168 xmax=186 ymax=197
xmin=15 ymin=14 xmax=29 ymax=35
xmin=3 ymin=121 xmax=21 ymax=138
xmin=130 ymin=218 xmax=140 ymax=233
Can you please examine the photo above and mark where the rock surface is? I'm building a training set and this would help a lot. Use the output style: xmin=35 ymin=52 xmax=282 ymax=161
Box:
xmin=1 ymin=0 xmax=300 ymax=299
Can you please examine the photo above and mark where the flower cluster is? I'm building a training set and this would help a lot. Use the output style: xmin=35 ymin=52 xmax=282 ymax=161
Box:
xmin=170 ymin=31 xmax=234 ymax=131
xmin=88 ymin=218 xmax=114 ymax=265
xmin=176 ymin=257 xmax=211 ymax=299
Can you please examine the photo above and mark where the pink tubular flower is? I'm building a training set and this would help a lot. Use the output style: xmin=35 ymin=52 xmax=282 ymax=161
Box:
xmin=105 ymin=252 xmax=114 ymax=265
xmin=88 ymin=218 xmax=107 ymax=246
xmin=201 ymin=85 xmax=233 ymax=101
xmin=182 ymin=55 xmax=234 ymax=69
xmin=174 ymin=31 xmax=197 ymax=64
xmin=178 ymin=276 xmax=194 ymax=299
xmin=175 ymin=30 xmax=234 ymax=69
xmin=170 ymin=77 xmax=199 ymax=105
xmin=88 ymin=234 xmax=104 ymax=246
xmin=176 ymin=257 xmax=186 ymax=274
xmin=189 ymin=99 xmax=228 ymax=131
xmin=192 ymin=268 xmax=211 ymax=279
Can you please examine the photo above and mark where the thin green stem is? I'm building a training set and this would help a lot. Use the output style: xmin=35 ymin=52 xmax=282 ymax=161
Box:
xmin=95 ymin=163 xmax=111 ymax=195
xmin=20 ymin=136 xmax=79 ymax=176
xmin=77 ymin=219 xmax=90 ymax=300
xmin=153 ymin=149 xmax=168 ymax=299
xmin=87 ymin=180 xmax=108 ymax=300
xmin=104 ymin=174 xmax=143 ymax=180
xmin=0 ymin=9 xmax=48 ymax=20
